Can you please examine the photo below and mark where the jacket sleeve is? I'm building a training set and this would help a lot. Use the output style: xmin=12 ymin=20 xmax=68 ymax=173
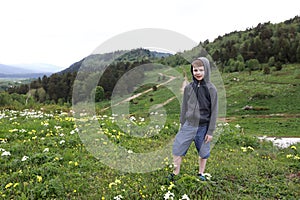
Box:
xmin=207 ymin=85 xmax=218 ymax=136
xmin=180 ymin=85 xmax=188 ymax=125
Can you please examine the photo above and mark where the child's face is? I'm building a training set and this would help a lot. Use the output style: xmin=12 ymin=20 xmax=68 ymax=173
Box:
xmin=192 ymin=65 xmax=205 ymax=81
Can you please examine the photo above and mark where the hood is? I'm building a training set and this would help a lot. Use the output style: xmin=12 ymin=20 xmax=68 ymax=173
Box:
xmin=190 ymin=57 xmax=211 ymax=83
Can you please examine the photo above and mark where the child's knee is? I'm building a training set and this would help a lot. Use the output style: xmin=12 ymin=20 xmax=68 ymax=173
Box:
xmin=200 ymin=152 xmax=210 ymax=159
xmin=199 ymin=143 xmax=210 ymax=159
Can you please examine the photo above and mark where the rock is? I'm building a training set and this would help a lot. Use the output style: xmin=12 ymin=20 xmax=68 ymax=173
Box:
xmin=243 ymin=105 xmax=253 ymax=110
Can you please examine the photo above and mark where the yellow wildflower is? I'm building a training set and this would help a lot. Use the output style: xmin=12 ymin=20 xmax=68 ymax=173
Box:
xmin=108 ymin=182 xmax=117 ymax=188
xmin=247 ymin=146 xmax=254 ymax=151
xmin=5 ymin=183 xmax=13 ymax=189
xmin=241 ymin=147 xmax=247 ymax=152
xmin=286 ymin=154 xmax=293 ymax=158
xmin=294 ymin=155 xmax=300 ymax=160
xmin=168 ymin=182 xmax=175 ymax=190
xmin=37 ymin=175 xmax=42 ymax=183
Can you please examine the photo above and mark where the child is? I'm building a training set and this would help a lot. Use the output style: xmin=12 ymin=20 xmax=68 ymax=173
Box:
xmin=170 ymin=57 xmax=218 ymax=181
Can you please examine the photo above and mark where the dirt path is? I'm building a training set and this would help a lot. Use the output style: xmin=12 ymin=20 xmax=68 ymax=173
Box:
xmin=181 ymin=74 xmax=189 ymax=93
xmin=100 ymin=67 xmax=191 ymax=113
xmin=100 ymin=73 xmax=178 ymax=112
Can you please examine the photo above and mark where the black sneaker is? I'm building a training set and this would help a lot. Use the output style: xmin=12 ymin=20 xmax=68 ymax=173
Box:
xmin=197 ymin=173 xmax=206 ymax=181
xmin=167 ymin=173 xmax=175 ymax=182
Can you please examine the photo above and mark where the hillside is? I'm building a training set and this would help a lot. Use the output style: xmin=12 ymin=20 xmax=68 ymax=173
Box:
xmin=104 ymin=62 xmax=299 ymax=138
xmin=202 ymin=15 xmax=300 ymax=70
xmin=58 ymin=48 xmax=172 ymax=74
xmin=219 ymin=64 xmax=300 ymax=137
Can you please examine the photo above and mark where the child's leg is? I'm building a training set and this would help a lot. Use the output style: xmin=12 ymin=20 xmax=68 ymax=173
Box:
xmin=199 ymin=157 xmax=207 ymax=174
xmin=194 ymin=126 xmax=210 ymax=175
xmin=172 ymin=122 xmax=197 ymax=175
xmin=173 ymin=155 xmax=182 ymax=175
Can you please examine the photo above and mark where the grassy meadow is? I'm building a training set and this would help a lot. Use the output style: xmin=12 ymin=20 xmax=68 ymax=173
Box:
xmin=1 ymin=64 xmax=300 ymax=199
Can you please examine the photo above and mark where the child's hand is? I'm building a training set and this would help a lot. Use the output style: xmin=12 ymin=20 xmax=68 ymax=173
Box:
xmin=205 ymin=135 xmax=213 ymax=143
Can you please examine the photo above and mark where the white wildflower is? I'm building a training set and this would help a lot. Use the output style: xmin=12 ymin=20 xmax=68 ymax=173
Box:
xmin=19 ymin=129 xmax=27 ymax=133
xmin=129 ymin=116 xmax=136 ymax=121
xmin=59 ymin=140 xmax=65 ymax=145
xmin=235 ymin=124 xmax=241 ymax=129
xmin=113 ymin=195 xmax=123 ymax=200
xmin=21 ymin=156 xmax=29 ymax=161
xmin=127 ymin=150 xmax=133 ymax=154
xmin=164 ymin=191 xmax=174 ymax=200
xmin=43 ymin=148 xmax=49 ymax=153
xmin=0 ymin=139 xmax=7 ymax=144
xmin=1 ymin=151 xmax=11 ymax=156
xmin=180 ymin=194 xmax=190 ymax=200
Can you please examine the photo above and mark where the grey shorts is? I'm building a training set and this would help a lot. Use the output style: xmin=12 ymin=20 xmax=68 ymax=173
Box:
xmin=172 ymin=121 xmax=210 ymax=159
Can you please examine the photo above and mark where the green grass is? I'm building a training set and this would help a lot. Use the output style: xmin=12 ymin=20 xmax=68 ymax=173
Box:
xmin=221 ymin=64 xmax=300 ymax=139
xmin=223 ymin=64 xmax=300 ymax=116
xmin=232 ymin=115 xmax=300 ymax=137
xmin=1 ymin=63 xmax=300 ymax=199
xmin=1 ymin=110 xmax=299 ymax=199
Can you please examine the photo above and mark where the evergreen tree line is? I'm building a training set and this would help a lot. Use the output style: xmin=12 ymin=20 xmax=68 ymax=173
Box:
xmin=202 ymin=16 xmax=300 ymax=72
xmin=7 ymin=72 xmax=76 ymax=104
xmin=7 ymin=60 xmax=150 ymax=104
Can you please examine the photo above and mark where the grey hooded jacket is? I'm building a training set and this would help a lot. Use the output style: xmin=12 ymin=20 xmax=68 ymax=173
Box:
xmin=180 ymin=57 xmax=218 ymax=136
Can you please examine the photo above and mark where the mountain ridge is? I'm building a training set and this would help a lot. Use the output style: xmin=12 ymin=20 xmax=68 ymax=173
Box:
xmin=0 ymin=63 xmax=64 ymax=78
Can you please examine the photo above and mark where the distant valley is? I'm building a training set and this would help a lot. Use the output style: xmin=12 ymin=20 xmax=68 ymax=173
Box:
xmin=0 ymin=63 xmax=65 ymax=78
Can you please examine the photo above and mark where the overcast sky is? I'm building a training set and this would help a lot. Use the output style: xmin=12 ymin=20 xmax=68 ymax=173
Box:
xmin=0 ymin=0 xmax=299 ymax=69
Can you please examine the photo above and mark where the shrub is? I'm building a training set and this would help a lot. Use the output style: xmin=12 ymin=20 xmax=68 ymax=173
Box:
xmin=268 ymin=56 xmax=275 ymax=67
xmin=263 ymin=66 xmax=271 ymax=74
xmin=275 ymin=61 xmax=283 ymax=71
